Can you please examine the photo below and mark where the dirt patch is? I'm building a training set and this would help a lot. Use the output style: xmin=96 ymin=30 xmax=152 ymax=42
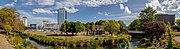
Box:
xmin=175 ymin=36 xmax=180 ymax=44
xmin=0 ymin=34 xmax=14 ymax=49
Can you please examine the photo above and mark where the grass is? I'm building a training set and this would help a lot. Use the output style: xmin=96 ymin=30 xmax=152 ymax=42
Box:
xmin=23 ymin=32 xmax=131 ymax=47
xmin=7 ymin=35 xmax=38 ymax=49
xmin=176 ymin=32 xmax=180 ymax=36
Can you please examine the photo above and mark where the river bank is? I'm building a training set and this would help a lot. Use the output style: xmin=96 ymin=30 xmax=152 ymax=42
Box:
xmin=0 ymin=34 xmax=14 ymax=49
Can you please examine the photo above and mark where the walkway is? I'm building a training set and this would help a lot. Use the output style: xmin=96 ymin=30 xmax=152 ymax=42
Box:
xmin=0 ymin=34 xmax=14 ymax=49
xmin=175 ymin=36 xmax=180 ymax=44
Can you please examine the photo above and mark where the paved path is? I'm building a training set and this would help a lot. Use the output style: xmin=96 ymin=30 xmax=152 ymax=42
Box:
xmin=0 ymin=34 xmax=14 ymax=49
xmin=175 ymin=36 xmax=180 ymax=44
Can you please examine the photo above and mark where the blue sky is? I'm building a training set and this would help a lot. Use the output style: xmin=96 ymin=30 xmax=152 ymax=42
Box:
xmin=1 ymin=0 xmax=180 ymax=26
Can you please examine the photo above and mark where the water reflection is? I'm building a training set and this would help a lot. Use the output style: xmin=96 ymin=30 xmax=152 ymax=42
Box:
xmin=26 ymin=38 xmax=48 ymax=49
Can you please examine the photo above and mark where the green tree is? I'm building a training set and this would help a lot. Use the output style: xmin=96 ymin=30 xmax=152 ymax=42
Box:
xmin=139 ymin=7 xmax=157 ymax=22
xmin=118 ymin=20 xmax=126 ymax=33
xmin=60 ymin=20 xmax=69 ymax=35
xmin=0 ymin=8 xmax=24 ymax=34
xmin=104 ymin=20 xmax=120 ymax=36
xmin=95 ymin=20 xmax=107 ymax=25
xmin=128 ymin=7 xmax=157 ymax=30
xmin=68 ymin=22 xmax=75 ymax=35
xmin=74 ymin=21 xmax=85 ymax=35
xmin=128 ymin=19 xmax=142 ymax=30
xmin=175 ymin=19 xmax=180 ymax=27
xmin=89 ymin=22 xmax=95 ymax=34
xmin=95 ymin=20 xmax=107 ymax=30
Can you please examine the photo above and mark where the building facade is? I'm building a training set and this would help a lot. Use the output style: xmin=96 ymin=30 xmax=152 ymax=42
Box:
xmin=22 ymin=17 xmax=28 ymax=26
xmin=44 ymin=23 xmax=58 ymax=30
xmin=157 ymin=14 xmax=175 ymax=26
xmin=58 ymin=8 xmax=67 ymax=30
xmin=30 ymin=24 xmax=37 ymax=29
xmin=42 ymin=20 xmax=48 ymax=28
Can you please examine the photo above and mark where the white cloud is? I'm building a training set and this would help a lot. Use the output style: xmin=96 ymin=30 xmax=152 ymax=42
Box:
xmin=64 ymin=7 xmax=79 ymax=13
xmin=33 ymin=7 xmax=78 ymax=14
xmin=117 ymin=15 xmax=137 ymax=20
xmin=119 ymin=4 xmax=124 ymax=10
xmin=17 ymin=10 xmax=57 ymax=25
xmin=119 ymin=4 xmax=131 ymax=14
xmin=146 ymin=0 xmax=180 ymax=14
xmin=157 ymin=11 xmax=166 ymax=14
xmin=32 ymin=8 xmax=57 ymax=14
xmin=124 ymin=6 xmax=131 ymax=14
xmin=36 ymin=0 xmax=55 ymax=5
xmin=82 ymin=0 xmax=128 ymax=7
xmin=94 ymin=17 xmax=97 ymax=18
xmin=26 ymin=0 xmax=128 ymax=14
xmin=97 ymin=12 xmax=101 ymax=14
xmin=4 ymin=0 xmax=17 ymax=6
xmin=23 ymin=0 xmax=55 ymax=5
xmin=51 ymin=0 xmax=128 ymax=13
xmin=97 ymin=12 xmax=109 ymax=16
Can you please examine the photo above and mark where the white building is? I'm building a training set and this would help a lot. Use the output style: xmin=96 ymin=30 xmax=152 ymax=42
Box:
xmin=44 ymin=23 xmax=59 ymax=30
xmin=22 ymin=17 xmax=28 ymax=26
xmin=58 ymin=8 xmax=67 ymax=30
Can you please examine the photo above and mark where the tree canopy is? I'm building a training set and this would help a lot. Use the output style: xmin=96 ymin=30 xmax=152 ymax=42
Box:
xmin=60 ymin=21 xmax=85 ymax=35
xmin=141 ymin=22 xmax=166 ymax=40
xmin=175 ymin=19 xmax=180 ymax=27
xmin=0 ymin=8 xmax=25 ymax=33
xmin=104 ymin=20 xmax=120 ymax=36
xmin=128 ymin=7 xmax=157 ymax=30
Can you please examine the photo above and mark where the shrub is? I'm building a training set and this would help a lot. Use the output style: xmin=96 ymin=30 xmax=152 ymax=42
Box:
xmin=141 ymin=22 xmax=166 ymax=40
xmin=23 ymin=33 xmax=131 ymax=47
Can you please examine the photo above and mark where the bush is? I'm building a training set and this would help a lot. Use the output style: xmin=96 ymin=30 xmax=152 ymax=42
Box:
xmin=141 ymin=22 xmax=166 ymax=40
xmin=23 ymin=33 xmax=131 ymax=47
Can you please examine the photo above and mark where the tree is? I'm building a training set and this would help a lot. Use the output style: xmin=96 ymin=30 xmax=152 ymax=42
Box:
xmin=95 ymin=20 xmax=107 ymax=30
xmin=176 ymin=19 xmax=180 ymax=27
xmin=60 ymin=20 xmax=69 ymax=35
xmin=174 ymin=19 xmax=180 ymax=31
xmin=128 ymin=19 xmax=142 ymax=30
xmin=118 ymin=20 xmax=126 ymax=33
xmin=95 ymin=20 xmax=107 ymax=25
xmin=89 ymin=22 xmax=95 ymax=35
xmin=141 ymin=22 xmax=166 ymax=40
xmin=0 ymin=8 xmax=24 ymax=34
xmin=128 ymin=7 xmax=157 ymax=30
xmin=74 ymin=21 xmax=85 ymax=35
xmin=139 ymin=7 xmax=157 ymax=22
xmin=104 ymin=20 xmax=120 ymax=36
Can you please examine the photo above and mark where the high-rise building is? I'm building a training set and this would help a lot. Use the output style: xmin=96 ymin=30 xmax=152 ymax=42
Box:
xmin=58 ymin=8 xmax=67 ymax=29
xmin=22 ymin=17 xmax=28 ymax=26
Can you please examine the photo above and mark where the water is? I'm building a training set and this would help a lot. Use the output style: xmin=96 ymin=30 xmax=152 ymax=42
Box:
xmin=26 ymin=38 xmax=142 ymax=49
xmin=130 ymin=38 xmax=142 ymax=49
xmin=26 ymin=38 xmax=48 ymax=49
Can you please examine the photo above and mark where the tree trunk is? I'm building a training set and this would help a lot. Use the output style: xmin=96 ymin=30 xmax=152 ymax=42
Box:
xmin=65 ymin=32 xmax=68 ymax=35
xmin=75 ymin=32 xmax=77 ymax=35
xmin=86 ymin=30 xmax=88 ymax=35
xmin=72 ymin=32 xmax=74 ymax=35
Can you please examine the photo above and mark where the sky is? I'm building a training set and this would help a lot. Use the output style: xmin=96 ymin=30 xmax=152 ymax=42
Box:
xmin=1 ymin=0 xmax=180 ymax=26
